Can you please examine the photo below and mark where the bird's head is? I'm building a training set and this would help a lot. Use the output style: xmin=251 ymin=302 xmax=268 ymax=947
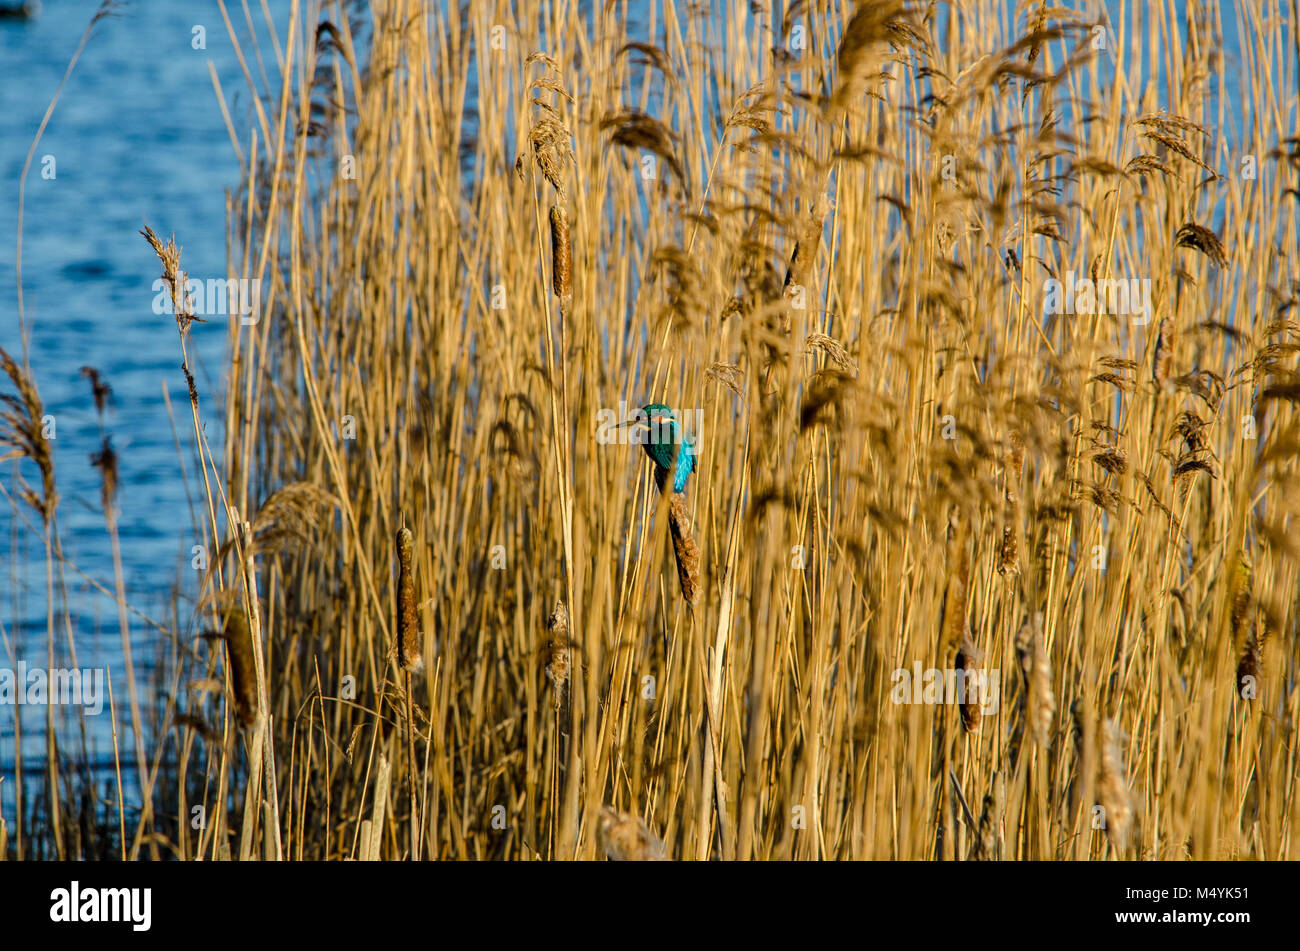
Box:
xmin=612 ymin=403 xmax=696 ymax=491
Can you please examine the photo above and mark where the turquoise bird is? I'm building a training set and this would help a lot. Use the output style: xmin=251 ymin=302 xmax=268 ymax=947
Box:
xmin=622 ymin=403 xmax=696 ymax=493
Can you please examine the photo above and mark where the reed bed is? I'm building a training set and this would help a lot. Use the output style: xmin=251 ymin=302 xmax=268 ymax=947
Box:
xmin=5 ymin=0 xmax=1300 ymax=861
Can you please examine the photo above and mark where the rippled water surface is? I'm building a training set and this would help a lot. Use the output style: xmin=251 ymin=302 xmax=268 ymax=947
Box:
xmin=1 ymin=2 xmax=272 ymax=805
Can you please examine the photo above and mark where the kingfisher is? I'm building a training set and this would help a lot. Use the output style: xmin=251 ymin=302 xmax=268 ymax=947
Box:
xmin=619 ymin=402 xmax=696 ymax=493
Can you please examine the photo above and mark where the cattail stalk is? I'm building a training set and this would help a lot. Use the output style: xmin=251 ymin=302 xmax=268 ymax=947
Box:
xmin=544 ymin=600 xmax=570 ymax=860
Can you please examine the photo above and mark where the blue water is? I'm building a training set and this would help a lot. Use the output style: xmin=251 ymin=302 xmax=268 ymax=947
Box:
xmin=0 ymin=1 xmax=275 ymax=824
xmin=0 ymin=0 xmax=1278 ymax=842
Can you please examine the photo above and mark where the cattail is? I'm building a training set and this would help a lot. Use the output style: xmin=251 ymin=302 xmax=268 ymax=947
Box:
xmin=998 ymin=432 xmax=1024 ymax=577
xmin=1230 ymin=554 xmax=1259 ymax=699
xmin=396 ymin=527 xmax=424 ymax=674
xmin=596 ymin=806 xmax=666 ymax=861
xmin=997 ymin=518 xmax=1019 ymax=577
xmin=1152 ymin=317 xmax=1175 ymax=387
xmin=1069 ymin=699 xmax=1096 ymax=822
xmin=223 ymin=607 xmax=259 ymax=729
xmin=544 ymin=600 xmax=570 ymax=710
xmin=1097 ymin=715 xmax=1134 ymax=850
xmin=955 ymin=628 xmax=983 ymax=734
xmin=783 ymin=196 xmax=828 ymax=293
xmin=970 ymin=772 xmax=1004 ymax=860
xmin=939 ymin=509 xmax=969 ymax=664
xmin=1005 ymin=430 xmax=1024 ymax=502
xmin=550 ymin=203 xmax=571 ymax=301
xmin=1015 ymin=613 xmax=1055 ymax=747
xmin=667 ymin=493 xmax=700 ymax=606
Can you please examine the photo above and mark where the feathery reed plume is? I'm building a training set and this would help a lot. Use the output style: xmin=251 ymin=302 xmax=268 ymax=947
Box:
xmin=89 ymin=437 xmax=118 ymax=512
xmin=1174 ymin=222 xmax=1228 ymax=267
xmin=222 ymin=607 xmax=259 ymax=729
xmin=1097 ymin=716 xmax=1134 ymax=850
xmin=396 ymin=527 xmax=424 ymax=674
xmin=1015 ymin=613 xmax=1055 ymax=747
xmin=596 ymin=806 xmax=667 ymax=861
xmin=544 ymin=600 xmax=570 ymax=710
xmin=667 ymin=493 xmax=700 ymax=607
xmin=139 ymin=225 xmax=201 ymax=334
xmin=525 ymin=86 xmax=572 ymax=195
xmin=955 ymin=628 xmax=983 ymax=734
xmin=79 ymin=365 xmax=112 ymax=415
xmin=0 ymin=346 xmax=57 ymax=521
xmin=550 ymin=203 xmax=571 ymax=301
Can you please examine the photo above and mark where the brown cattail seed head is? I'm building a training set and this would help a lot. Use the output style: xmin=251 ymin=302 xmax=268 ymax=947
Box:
xmin=550 ymin=203 xmax=571 ymax=301
xmin=1152 ymin=317 xmax=1175 ymax=387
xmin=596 ymin=806 xmax=666 ymax=861
xmin=1015 ymin=613 xmax=1055 ymax=747
xmin=544 ymin=600 xmax=570 ymax=710
xmin=667 ymin=493 xmax=700 ymax=606
xmin=396 ymin=527 xmax=424 ymax=674
xmin=223 ymin=607 xmax=259 ymax=729
xmin=997 ymin=519 xmax=1020 ymax=577
xmin=955 ymin=628 xmax=984 ymax=734
xmin=970 ymin=772 xmax=1004 ymax=860
xmin=939 ymin=508 xmax=970 ymax=664
xmin=1230 ymin=554 xmax=1259 ymax=699
xmin=1097 ymin=715 xmax=1133 ymax=850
